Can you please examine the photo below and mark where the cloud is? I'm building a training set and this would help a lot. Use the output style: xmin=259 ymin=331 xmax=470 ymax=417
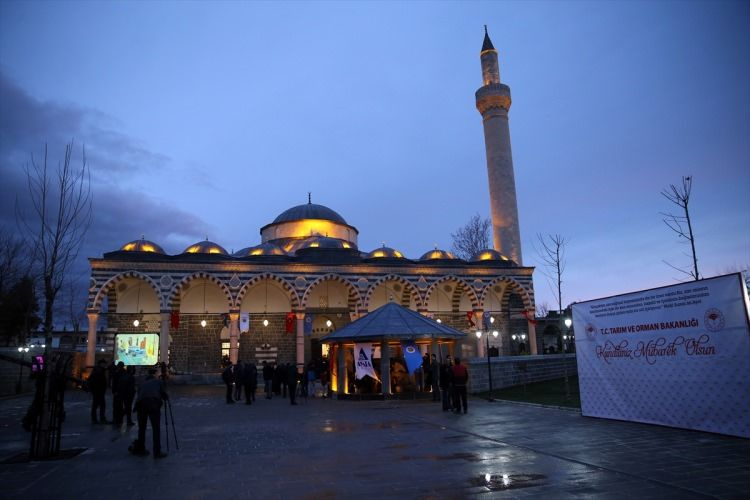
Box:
xmin=0 ymin=71 xmax=213 ymax=324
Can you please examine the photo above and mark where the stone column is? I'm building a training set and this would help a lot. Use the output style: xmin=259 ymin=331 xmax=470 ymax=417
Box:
xmin=159 ymin=311 xmax=170 ymax=364
xmin=528 ymin=322 xmax=538 ymax=355
xmin=474 ymin=310 xmax=484 ymax=358
xmin=229 ymin=311 xmax=240 ymax=364
xmin=85 ymin=311 xmax=98 ymax=368
xmin=296 ymin=312 xmax=305 ymax=371
xmin=380 ymin=340 xmax=390 ymax=396
xmin=337 ymin=343 xmax=346 ymax=397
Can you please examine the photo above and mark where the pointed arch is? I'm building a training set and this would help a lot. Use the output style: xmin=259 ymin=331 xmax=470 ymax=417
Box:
xmin=363 ymin=274 xmax=424 ymax=311
xmin=424 ymin=275 xmax=479 ymax=311
xmin=479 ymin=277 xmax=534 ymax=312
xmin=167 ymin=272 xmax=233 ymax=311
xmin=90 ymin=271 xmax=164 ymax=312
xmin=235 ymin=273 xmax=300 ymax=310
xmin=301 ymin=274 xmax=362 ymax=312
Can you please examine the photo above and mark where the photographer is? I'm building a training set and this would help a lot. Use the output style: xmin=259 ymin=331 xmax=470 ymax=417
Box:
xmin=129 ymin=368 xmax=168 ymax=459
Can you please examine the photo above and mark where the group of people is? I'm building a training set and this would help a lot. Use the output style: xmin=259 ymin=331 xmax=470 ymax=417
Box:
xmin=221 ymin=360 xmax=258 ymax=404
xmin=439 ymin=355 xmax=469 ymax=414
xmin=88 ymin=359 xmax=170 ymax=459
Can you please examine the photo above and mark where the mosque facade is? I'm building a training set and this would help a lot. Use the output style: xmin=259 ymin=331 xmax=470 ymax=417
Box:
xmin=84 ymin=29 xmax=537 ymax=378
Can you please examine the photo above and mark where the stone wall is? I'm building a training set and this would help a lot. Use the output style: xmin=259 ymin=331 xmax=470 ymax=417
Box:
xmin=467 ymin=354 xmax=577 ymax=394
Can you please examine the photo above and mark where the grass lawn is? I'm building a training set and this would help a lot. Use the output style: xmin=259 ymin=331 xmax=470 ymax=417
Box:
xmin=477 ymin=376 xmax=581 ymax=409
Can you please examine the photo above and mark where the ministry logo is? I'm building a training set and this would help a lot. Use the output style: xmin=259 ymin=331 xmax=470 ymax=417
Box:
xmin=585 ymin=323 xmax=597 ymax=339
xmin=704 ymin=308 xmax=725 ymax=332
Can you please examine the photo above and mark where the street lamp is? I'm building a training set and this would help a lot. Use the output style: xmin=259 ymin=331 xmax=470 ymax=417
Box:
xmin=564 ymin=317 xmax=572 ymax=353
xmin=16 ymin=346 xmax=29 ymax=394
xmin=476 ymin=330 xmax=499 ymax=401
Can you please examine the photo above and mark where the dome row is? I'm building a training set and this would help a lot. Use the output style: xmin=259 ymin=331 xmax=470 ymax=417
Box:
xmin=118 ymin=237 xmax=514 ymax=263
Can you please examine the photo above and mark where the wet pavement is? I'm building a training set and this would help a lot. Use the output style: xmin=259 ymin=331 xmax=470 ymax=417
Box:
xmin=0 ymin=385 xmax=748 ymax=499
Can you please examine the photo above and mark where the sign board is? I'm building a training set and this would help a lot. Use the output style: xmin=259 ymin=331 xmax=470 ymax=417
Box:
xmin=115 ymin=333 xmax=159 ymax=366
xmin=572 ymin=273 xmax=750 ymax=438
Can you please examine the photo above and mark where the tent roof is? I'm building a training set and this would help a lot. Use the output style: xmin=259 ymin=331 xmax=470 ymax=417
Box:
xmin=321 ymin=302 xmax=467 ymax=342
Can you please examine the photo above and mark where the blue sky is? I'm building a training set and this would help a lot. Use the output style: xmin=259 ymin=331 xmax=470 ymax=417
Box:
xmin=1 ymin=1 xmax=748 ymax=314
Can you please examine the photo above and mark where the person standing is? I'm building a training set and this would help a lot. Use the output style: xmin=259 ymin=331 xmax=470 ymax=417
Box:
xmin=451 ymin=357 xmax=469 ymax=414
xmin=243 ymin=361 xmax=256 ymax=405
xmin=233 ymin=361 xmax=244 ymax=401
xmin=430 ymin=354 xmax=440 ymax=401
xmin=288 ymin=363 xmax=298 ymax=405
xmin=120 ymin=365 xmax=136 ymax=426
xmin=262 ymin=361 xmax=273 ymax=399
xmin=129 ymin=368 xmax=168 ymax=459
xmin=439 ymin=355 xmax=453 ymax=411
xmin=112 ymin=362 xmax=126 ymax=426
xmin=89 ymin=359 xmax=109 ymax=424
xmin=222 ymin=362 xmax=235 ymax=404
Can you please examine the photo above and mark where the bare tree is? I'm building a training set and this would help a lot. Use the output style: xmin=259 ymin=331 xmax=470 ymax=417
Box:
xmin=535 ymin=233 xmax=571 ymax=400
xmin=535 ymin=301 xmax=549 ymax=319
xmin=16 ymin=142 xmax=92 ymax=458
xmin=450 ymin=214 xmax=491 ymax=260
xmin=661 ymin=176 xmax=699 ymax=280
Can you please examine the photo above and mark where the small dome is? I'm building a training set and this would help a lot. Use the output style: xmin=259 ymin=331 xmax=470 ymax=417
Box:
xmin=272 ymin=202 xmax=347 ymax=225
xmin=234 ymin=242 xmax=286 ymax=257
xmin=470 ymin=249 xmax=511 ymax=262
xmin=295 ymin=236 xmax=355 ymax=251
xmin=365 ymin=246 xmax=405 ymax=259
xmin=120 ymin=238 xmax=165 ymax=254
xmin=182 ymin=239 xmax=228 ymax=255
xmin=419 ymin=248 xmax=457 ymax=261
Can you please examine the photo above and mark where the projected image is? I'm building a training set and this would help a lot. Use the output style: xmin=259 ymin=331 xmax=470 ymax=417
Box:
xmin=115 ymin=333 xmax=159 ymax=366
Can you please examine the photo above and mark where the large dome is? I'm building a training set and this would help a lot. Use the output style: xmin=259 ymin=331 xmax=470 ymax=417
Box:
xmin=272 ymin=203 xmax=348 ymax=225
xmin=260 ymin=199 xmax=358 ymax=248
xmin=182 ymin=239 xmax=228 ymax=255
xmin=120 ymin=237 xmax=165 ymax=254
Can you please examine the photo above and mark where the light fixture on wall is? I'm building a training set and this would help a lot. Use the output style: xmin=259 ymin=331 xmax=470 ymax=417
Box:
xmin=200 ymin=279 xmax=207 ymax=328
xmin=263 ymin=279 xmax=269 ymax=327
xmin=132 ymin=283 xmax=142 ymax=327
xmin=326 ymin=319 xmax=332 ymax=328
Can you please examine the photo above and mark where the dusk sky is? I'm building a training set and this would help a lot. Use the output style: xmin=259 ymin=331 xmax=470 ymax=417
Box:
xmin=1 ymin=1 xmax=748 ymax=316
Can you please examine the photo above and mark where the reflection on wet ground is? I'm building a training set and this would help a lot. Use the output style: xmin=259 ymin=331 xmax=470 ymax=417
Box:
xmin=470 ymin=473 xmax=547 ymax=491
xmin=0 ymin=385 xmax=748 ymax=499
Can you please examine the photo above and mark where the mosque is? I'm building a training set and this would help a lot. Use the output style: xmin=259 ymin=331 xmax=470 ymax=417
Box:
xmin=85 ymin=29 xmax=537 ymax=386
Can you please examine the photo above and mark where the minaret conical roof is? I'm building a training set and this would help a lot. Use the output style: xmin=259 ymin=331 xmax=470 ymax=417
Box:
xmin=481 ymin=25 xmax=496 ymax=52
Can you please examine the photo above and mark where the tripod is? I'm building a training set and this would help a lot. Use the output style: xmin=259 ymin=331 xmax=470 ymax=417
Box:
xmin=163 ymin=398 xmax=179 ymax=451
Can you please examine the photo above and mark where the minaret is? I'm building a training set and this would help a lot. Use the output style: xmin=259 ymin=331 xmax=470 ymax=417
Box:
xmin=476 ymin=26 xmax=522 ymax=264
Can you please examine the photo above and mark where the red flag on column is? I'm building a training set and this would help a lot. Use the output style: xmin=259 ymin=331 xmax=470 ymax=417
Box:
xmin=170 ymin=310 xmax=180 ymax=329
xmin=466 ymin=311 xmax=476 ymax=328
xmin=521 ymin=310 xmax=538 ymax=325
xmin=285 ymin=312 xmax=296 ymax=333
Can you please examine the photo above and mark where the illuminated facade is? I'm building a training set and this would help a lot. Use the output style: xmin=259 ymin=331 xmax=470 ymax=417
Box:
xmin=85 ymin=29 xmax=535 ymax=377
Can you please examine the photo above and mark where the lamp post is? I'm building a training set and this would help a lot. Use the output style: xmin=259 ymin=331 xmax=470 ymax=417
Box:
xmin=16 ymin=346 xmax=29 ymax=394
xmin=561 ymin=317 xmax=572 ymax=401
xmin=476 ymin=327 xmax=499 ymax=401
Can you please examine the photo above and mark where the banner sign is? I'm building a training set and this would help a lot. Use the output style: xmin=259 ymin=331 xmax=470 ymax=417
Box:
xmin=402 ymin=340 xmax=423 ymax=374
xmin=115 ymin=333 xmax=159 ymax=366
xmin=354 ymin=342 xmax=378 ymax=381
xmin=572 ymin=273 xmax=750 ymax=438
xmin=239 ymin=313 xmax=250 ymax=333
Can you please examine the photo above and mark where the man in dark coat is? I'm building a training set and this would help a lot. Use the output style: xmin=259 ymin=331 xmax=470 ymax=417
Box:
xmin=243 ymin=362 xmax=257 ymax=404
xmin=233 ymin=361 xmax=244 ymax=401
xmin=120 ymin=365 xmax=136 ymax=426
xmin=129 ymin=368 xmax=168 ymax=459
xmin=439 ymin=355 xmax=454 ymax=411
xmin=112 ymin=362 xmax=126 ymax=426
xmin=89 ymin=359 xmax=109 ymax=424
xmin=288 ymin=363 xmax=298 ymax=405
xmin=430 ymin=354 xmax=441 ymax=401
xmin=222 ymin=363 xmax=235 ymax=404
xmin=262 ymin=361 xmax=273 ymax=399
